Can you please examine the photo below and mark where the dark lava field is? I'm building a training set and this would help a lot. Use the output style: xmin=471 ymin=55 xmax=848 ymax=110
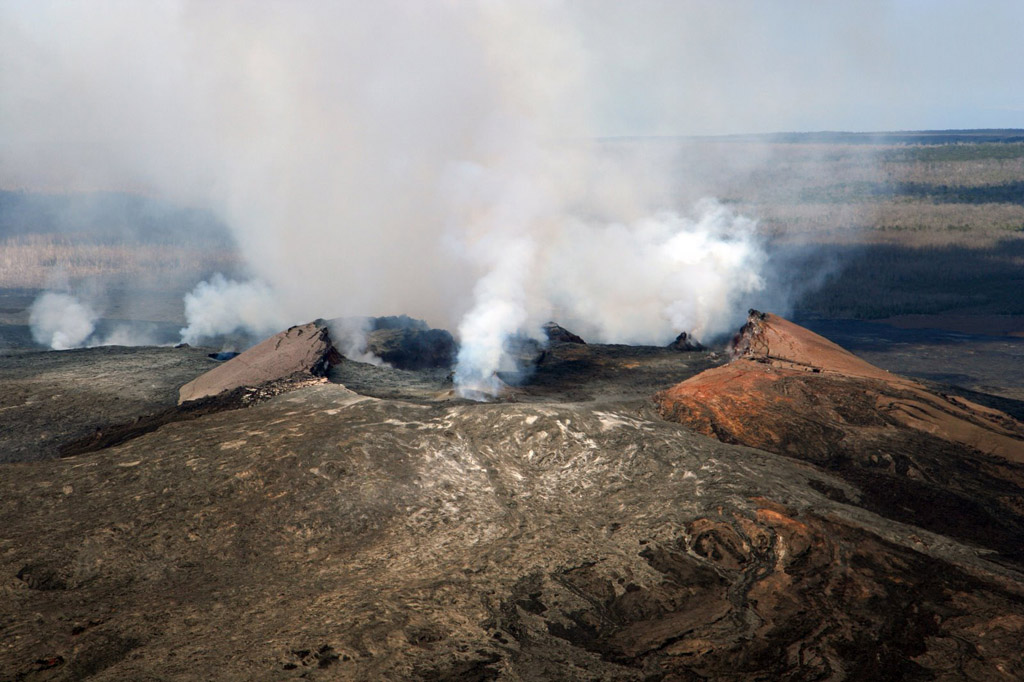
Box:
xmin=2 ymin=313 xmax=1024 ymax=681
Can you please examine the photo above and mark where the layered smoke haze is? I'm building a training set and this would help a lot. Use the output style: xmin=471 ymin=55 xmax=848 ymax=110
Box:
xmin=2 ymin=1 xmax=874 ymax=396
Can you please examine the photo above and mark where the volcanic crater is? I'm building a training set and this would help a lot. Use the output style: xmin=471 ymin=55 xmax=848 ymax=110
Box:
xmin=2 ymin=313 xmax=1024 ymax=680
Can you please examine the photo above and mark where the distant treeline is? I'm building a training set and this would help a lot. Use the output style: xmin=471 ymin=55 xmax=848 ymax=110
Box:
xmin=0 ymin=190 xmax=234 ymax=246
xmin=711 ymin=130 xmax=1024 ymax=146
xmin=801 ymin=181 xmax=1024 ymax=206
xmin=882 ymin=142 xmax=1024 ymax=162
xmin=604 ymin=129 xmax=1024 ymax=146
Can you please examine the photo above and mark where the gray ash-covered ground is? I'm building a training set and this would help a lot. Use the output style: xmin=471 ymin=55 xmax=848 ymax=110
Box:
xmin=0 ymin=345 xmax=216 ymax=463
xmin=2 ymin=317 xmax=1024 ymax=680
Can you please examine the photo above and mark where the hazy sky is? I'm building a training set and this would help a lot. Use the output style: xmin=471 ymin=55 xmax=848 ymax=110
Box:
xmin=1 ymin=0 xmax=1022 ymax=154
xmin=571 ymin=0 xmax=1024 ymax=135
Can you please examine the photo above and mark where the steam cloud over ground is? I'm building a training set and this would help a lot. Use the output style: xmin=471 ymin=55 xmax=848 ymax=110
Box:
xmin=3 ymin=1 xmax=874 ymax=396
xmin=28 ymin=292 xmax=97 ymax=351
xmin=28 ymin=290 xmax=163 ymax=349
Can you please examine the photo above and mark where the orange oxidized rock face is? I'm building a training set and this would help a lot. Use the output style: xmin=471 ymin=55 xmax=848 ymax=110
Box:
xmin=656 ymin=310 xmax=1024 ymax=566
xmin=658 ymin=309 xmax=1024 ymax=462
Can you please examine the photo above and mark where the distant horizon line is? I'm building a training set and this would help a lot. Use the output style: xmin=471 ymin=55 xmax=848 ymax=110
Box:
xmin=598 ymin=128 xmax=1024 ymax=144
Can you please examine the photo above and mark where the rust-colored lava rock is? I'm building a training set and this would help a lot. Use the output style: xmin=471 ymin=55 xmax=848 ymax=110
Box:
xmin=657 ymin=310 xmax=1024 ymax=561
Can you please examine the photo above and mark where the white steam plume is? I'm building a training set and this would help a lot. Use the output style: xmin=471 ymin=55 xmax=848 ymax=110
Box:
xmin=29 ymin=292 xmax=97 ymax=350
xmin=454 ymin=235 xmax=539 ymax=398
xmin=4 ymin=2 xmax=798 ymax=396
xmin=451 ymin=200 xmax=766 ymax=397
xmin=179 ymin=275 xmax=286 ymax=346
xmin=28 ymin=290 xmax=168 ymax=349
xmin=549 ymin=201 xmax=766 ymax=344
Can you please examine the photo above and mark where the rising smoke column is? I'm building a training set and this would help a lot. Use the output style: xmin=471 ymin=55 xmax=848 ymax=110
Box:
xmin=4 ymin=2 xmax=781 ymax=396
xmin=453 ymin=235 xmax=539 ymax=398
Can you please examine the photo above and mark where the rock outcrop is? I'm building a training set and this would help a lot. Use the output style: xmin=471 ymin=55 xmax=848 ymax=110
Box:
xmin=365 ymin=325 xmax=456 ymax=370
xmin=178 ymin=322 xmax=342 ymax=404
xmin=666 ymin=331 xmax=704 ymax=351
xmin=657 ymin=310 xmax=1024 ymax=562
xmin=660 ymin=310 xmax=1024 ymax=461
xmin=543 ymin=321 xmax=586 ymax=344
xmin=327 ymin=316 xmax=457 ymax=370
